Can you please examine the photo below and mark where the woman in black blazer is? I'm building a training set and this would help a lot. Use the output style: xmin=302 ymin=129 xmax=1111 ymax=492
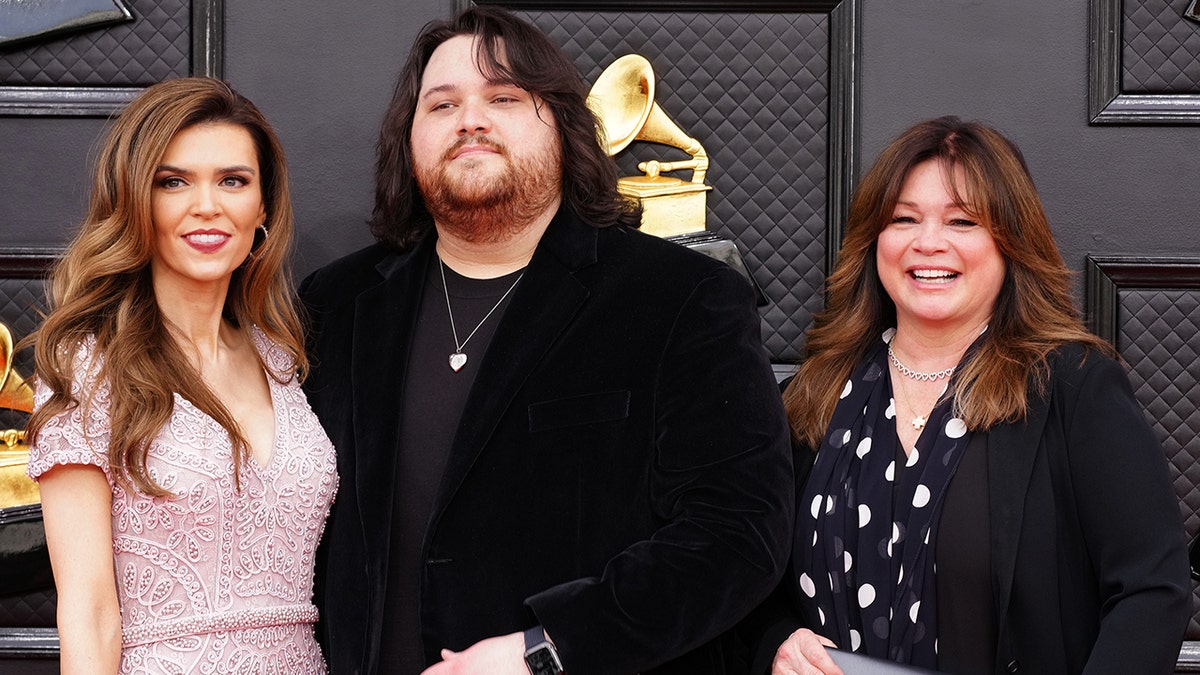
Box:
xmin=760 ymin=117 xmax=1190 ymax=674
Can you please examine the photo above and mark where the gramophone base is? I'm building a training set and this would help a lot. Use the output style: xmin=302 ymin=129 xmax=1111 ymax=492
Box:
xmin=619 ymin=177 xmax=710 ymax=237
xmin=667 ymin=232 xmax=766 ymax=307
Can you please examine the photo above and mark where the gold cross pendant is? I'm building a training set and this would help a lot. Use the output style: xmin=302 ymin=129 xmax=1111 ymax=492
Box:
xmin=911 ymin=415 xmax=927 ymax=431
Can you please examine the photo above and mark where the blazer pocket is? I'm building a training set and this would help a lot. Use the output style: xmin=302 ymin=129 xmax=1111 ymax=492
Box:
xmin=528 ymin=390 xmax=631 ymax=432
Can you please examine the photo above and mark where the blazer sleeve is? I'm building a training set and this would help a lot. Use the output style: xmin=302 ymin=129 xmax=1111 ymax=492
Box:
xmin=1062 ymin=354 xmax=1191 ymax=675
xmin=525 ymin=266 xmax=796 ymax=674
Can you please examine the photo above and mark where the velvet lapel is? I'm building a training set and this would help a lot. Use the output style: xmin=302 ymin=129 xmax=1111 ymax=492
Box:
xmin=987 ymin=388 xmax=1051 ymax=653
xmin=428 ymin=210 xmax=596 ymax=523
xmin=352 ymin=238 xmax=434 ymax=569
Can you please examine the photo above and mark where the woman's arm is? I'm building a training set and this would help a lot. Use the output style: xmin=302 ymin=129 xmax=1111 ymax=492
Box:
xmin=40 ymin=464 xmax=121 ymax=675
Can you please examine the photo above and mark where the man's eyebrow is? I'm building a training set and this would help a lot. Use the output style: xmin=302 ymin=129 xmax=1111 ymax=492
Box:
xmin=420 ymin=83 xmax=459 ymax=100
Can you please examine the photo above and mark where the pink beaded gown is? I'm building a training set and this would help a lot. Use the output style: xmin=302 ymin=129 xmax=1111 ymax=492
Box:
xmin=28 ymin=329 xmax=338 ymax=674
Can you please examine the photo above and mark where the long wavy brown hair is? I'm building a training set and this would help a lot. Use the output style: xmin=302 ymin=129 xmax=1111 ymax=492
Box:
xmin=784 ymin=116 xmax=1110 ymax=448
xmin=370 ymin=5 xmax=640 ymax=251
xmin=26 ymin=77 xmax=306 ymax=496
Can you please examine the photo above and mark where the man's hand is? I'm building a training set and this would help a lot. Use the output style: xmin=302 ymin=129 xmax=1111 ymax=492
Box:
xmin=419 ymin=631 xmax=528 ymax=675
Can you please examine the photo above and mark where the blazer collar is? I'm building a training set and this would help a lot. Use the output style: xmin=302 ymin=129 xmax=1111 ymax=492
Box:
xmin=351 ymin=237 xmax=433 ymax=559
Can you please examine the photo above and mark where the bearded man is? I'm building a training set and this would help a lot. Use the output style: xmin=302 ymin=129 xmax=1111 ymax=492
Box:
xmin=300 ymin=6 xmax=793 ymax=674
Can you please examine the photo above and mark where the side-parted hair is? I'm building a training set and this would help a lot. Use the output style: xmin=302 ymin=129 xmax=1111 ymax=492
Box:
xmin=370 ymin=4 xmax=640 ymax=251
xmin=783 ymin=116 xmax=1110 ymax=448
xmin=26 ymin=76 xmax=305 ymax=496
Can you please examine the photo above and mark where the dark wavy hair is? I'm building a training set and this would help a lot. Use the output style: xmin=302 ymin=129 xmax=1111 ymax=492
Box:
xmin=783 ymin=116 xmax=1110 ymax=447
xmin=370 ymin=4 xmax=640 ymax=251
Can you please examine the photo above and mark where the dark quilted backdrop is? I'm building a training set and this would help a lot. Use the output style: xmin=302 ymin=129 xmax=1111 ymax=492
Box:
xmin=1123 ymin=0 xmax=1200 ymax=93
xmin=0 ymin=0 xmax=190 ymax=86
xmin=1117 ymin=287 xmax=1200 ymax=637
xmin=0 ymin=273 xmax=56 ymax=629
xmin=519 ymin=10 xmax=830 ymax=362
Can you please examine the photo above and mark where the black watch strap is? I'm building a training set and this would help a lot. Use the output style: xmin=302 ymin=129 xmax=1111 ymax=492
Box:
xmin=523 ymin=625 xmax=564 ymax=675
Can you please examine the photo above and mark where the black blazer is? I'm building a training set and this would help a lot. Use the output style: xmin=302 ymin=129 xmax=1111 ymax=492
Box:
xmin=750 ymin=344 xmax=1190 ymax=675
xmin=301 ymin=210 xmax=795 ymax=675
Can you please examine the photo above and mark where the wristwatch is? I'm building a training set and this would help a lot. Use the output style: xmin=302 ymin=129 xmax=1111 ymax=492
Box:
xmin=524 ymin=625 xmax=565 ymax=675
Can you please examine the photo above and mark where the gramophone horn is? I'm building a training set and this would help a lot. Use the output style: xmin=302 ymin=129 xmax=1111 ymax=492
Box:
xmin=0 ymin=324 xmax=33 ymax=414
xmin=587 ymin=54 xmax=708 ymax=183
xmin=587 ymin=54 xmax=655 ymax=156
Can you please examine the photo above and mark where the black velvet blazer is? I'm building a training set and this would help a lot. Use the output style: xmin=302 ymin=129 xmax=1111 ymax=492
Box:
xmin=749 ymin=344 xmax=1191 ymax=675
xmin=300 ymin=210 xmax=795 ymax=675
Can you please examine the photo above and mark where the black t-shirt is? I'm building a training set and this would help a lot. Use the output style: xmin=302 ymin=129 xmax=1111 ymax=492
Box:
xmin=377 ymin=260 xmax=524 ymax=673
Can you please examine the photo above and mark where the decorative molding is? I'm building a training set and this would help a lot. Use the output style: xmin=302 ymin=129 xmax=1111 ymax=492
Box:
xmin=1084 ymin=255 xmax=1200 ymax=344
xmin=466 ymin=0 xmax=838 ymax=8
xmin=825 ymin=0 xmax=861 ymax=268
xmin=1088 ymin=0 xmax=1200 ymax=124
xmin=0 ymin=627 xmax=58 ymax=658
xmin=0 ymin=0 xmax=223 ymax=117
xmin=0 ymin=249 xmax=62 ymax=279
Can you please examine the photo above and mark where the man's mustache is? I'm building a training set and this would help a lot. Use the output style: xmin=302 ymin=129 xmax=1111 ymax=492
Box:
xmin=441 ymin=136 xmax=506 ymax=162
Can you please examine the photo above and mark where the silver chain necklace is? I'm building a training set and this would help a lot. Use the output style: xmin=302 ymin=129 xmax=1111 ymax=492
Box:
xmin=887 ymin=341 xmax=956 ymax=382
xmin=439 ymin=256 xmax=524 ymax=372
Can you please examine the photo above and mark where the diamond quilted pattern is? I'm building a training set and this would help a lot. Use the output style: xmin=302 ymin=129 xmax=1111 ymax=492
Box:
xmin=521 ymin=10 xmax=830 ymax=362
xmin=1122 ymin=0 xmax=1200 ymax=93
xmin=1117 ymin=288 xmax=1200 ymax=637
xmin=0 ymin=589 xmax=56 ymax=628
xmin=0 ymin=0 xmax=189 ymax=86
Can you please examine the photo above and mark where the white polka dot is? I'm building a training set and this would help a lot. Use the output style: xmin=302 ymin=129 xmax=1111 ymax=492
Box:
xmin=819 ymin=607 xmax=827 ymax=625
xmin=858 ymin=583 xmax=876 ymax=608
xmin=910 ymin=601 xmax=921 ymax=622
xmin=858 ymin=504 xmax=872 ymax=527
xmin=925 ymin=528 xmax=931 ymax=545
xmin=850 ymin=629 xmax=862 ymax=651
xmin=840 ymin=380 xmax=853 ymax=399
xmin=906 ymin=448 xmax=920 ymax=467
xmin=799 ymin=573 xmax=816 ymax=597
xmin=898 ymin=564 xmax=905 ymax=584
xmin=913 ymin=485 xmax=931 ymax=508
xmin=885 ymin=398 xmax=896 ymax=419
xmin=844 ymin=550 xmax=854 ymax=573
xmin=813 ymin=531 xmax=818 ymax=546
xmin=856 ymin=437 xmax=872 ymax=458
xmin=810 ymin=494 xmax=823 ymax=519
xmin=885 ymin=461 xmax=895 ymax=482
xmin=825 ymin=495 xmax=835 ymax=514
xmin=842 ymin=429 xmax=852 ymax=446
xmin=891 ymin=522 xmax=901 ymax=544
xmin=945 ymin=417 xmax=967 ymax=438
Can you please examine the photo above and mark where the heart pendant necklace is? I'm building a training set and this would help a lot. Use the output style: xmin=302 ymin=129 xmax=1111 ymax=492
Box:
xmin=439 ymin=256 xmax=524 ymax=373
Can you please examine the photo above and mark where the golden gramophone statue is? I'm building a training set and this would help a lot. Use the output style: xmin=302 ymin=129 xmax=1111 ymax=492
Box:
xmin=587 ymin=54 xmax=712 ymax=237
xmin=587 ymin=55 xmax=766 ymax=305
xmin=0 ymin=323 xmax=39 ymax=509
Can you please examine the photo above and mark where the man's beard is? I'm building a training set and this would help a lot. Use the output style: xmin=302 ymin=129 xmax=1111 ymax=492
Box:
xmin=417 ymin=135 xmax=562 ymax=244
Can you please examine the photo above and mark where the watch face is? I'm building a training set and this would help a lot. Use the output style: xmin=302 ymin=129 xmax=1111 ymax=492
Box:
xmin=525 ymin=645 xmax=563 ymax=675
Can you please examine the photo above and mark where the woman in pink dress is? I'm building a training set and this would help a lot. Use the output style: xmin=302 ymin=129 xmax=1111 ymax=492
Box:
xmin=24 ymin=77 xmax=337 ymax=674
